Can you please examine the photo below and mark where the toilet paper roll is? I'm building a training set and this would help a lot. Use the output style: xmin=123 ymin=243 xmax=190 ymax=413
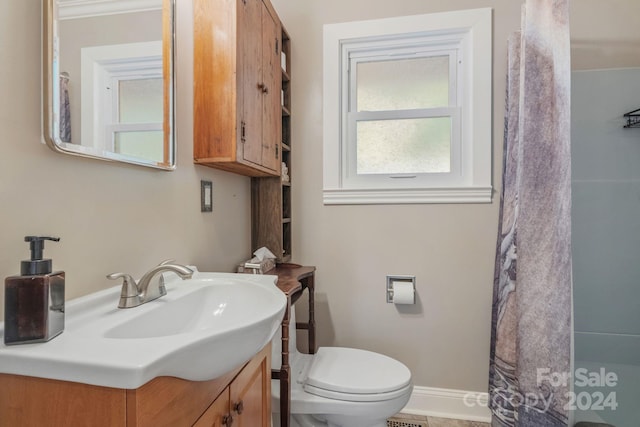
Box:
xmin=392 ymin=281 xmax=415 ymax=305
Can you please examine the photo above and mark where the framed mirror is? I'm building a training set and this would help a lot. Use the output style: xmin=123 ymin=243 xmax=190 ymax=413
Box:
xmin=42 ymin=0 xmax=176 ymax=170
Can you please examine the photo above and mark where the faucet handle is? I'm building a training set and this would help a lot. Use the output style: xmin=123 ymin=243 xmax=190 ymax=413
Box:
xmin=106 ymin=273 xmax=138 ymax=298
xmin=107 ymin=273 xmax=142 ymax=309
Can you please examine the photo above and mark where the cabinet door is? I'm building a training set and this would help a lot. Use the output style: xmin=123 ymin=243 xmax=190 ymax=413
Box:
xmin=239 ymin=0 xmax=263 ymax=166
xmin=230 ymin=349 xmax=270 ymax=427
xmin=260 ymin=1 xmax=282 ymax=172
xmin=194 ymin=388 xmax=232 ymax=427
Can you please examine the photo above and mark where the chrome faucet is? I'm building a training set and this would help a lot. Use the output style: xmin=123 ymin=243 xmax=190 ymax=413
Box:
xmin=107 ymin=260 xmax=194 ymax=308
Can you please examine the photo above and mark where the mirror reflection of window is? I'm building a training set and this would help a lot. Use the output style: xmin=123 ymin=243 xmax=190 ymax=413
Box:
xmin=118 ymin=78 xmax=163 ymax=123
xmin=79 ymin=41 xmax=162 ymax=159
xmin=113 ymin=77 xmax=164 ymax=162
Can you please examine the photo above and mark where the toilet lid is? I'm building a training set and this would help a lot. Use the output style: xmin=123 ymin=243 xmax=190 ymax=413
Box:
xmin=303 ymin=347 xmax=411 ymax=398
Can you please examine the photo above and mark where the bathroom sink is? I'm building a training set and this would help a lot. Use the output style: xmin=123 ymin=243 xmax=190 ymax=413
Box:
xmin=0 ymin=270 xmax=286 ymax=389
xmin=104 ymin=282 xmax=276 ymax=339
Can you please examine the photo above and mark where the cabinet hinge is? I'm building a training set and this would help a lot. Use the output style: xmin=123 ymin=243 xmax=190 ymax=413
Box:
xmin=275 ymin=38 xmax=279 ymax=55
xmin=275 ymin=145 xmax=279 ymax=159
xmin=241 ymin=121 xmax=246 ymax=143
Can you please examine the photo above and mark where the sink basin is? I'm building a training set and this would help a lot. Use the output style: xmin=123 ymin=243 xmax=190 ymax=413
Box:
xmin=0 ymin=270 xmax=286 ymax=389
xmin=104 ymin=281 xmax=277 ymax=339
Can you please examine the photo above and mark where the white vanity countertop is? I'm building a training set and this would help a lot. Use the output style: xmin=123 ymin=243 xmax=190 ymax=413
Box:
xmin=0 ymin=271 xmax=285 ymax=389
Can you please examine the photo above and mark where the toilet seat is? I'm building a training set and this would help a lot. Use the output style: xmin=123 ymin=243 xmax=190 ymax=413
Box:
xmin=302 ymin=347 xmax=412 ymax=402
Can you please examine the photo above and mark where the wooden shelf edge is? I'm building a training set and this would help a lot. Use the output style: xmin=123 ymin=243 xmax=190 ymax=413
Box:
xmin=195 ymin=159 xmax=278 ymax=177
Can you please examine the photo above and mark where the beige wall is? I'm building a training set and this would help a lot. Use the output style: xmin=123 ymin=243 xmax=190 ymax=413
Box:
xmin=570 ymin=0 xmax=640 ymax=70
xmin=269 ymin=0 xmax=522 ymax=392
xmin=0 ymin=2 xmax=251 ymax=316
xmin=267 ymin=0 xmax=640 ymax=393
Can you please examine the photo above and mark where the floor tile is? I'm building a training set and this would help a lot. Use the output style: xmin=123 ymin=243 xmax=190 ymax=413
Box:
xmin=427 ymin=416 xmax=490 ymax=427
xmin=392 ymin=413 xmax=429 ymax=421
xmin=389 ymin=413 xmax=491 ymax=427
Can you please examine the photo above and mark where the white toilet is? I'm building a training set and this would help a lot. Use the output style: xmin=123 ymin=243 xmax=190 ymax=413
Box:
xmin=271 ymin=306 xmax=413 ymax=427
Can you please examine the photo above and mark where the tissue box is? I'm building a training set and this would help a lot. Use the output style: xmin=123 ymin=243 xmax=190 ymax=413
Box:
xmin=236 ymin=257 xmax=276 ymax=274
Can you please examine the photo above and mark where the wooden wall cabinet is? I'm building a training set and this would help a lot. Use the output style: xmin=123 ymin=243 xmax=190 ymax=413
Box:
xmin=0 ymin=344 xmax=271 ymax=427
xmin=194 ymin=0 xmax=293 ymax=258
xmin=194 ymin=0 xmax=282 ymax=177
xmin=252 ymin=29 xmax=292 ymax=261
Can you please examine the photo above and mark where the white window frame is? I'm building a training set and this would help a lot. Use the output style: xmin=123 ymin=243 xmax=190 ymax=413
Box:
xmin=104 ymin=71 xmax=163 ymax=153
xmin=323 ymin=8 xmax=493 ymax=205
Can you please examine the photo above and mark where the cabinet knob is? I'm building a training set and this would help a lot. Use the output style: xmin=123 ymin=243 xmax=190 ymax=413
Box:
xmin=257 ymin=83 xmax=268 ymax=94
xmin=233 ymin=400 xmax=244 ymax=415
xmin=222 ymin=414 xmax=234 ymax=426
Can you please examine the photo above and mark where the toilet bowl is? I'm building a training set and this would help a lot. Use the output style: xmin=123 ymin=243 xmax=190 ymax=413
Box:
xmin=271 ymin=306 xmax=412 ymax=427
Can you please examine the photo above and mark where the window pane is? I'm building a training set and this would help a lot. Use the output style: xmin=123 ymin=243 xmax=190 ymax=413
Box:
xmin=114 ymin=130 xmax=164 ymax=162
xmin=118 ymin=78 xmax=163 ymax=123
xmin=356 ymin=117 xmax=451 ymax=174
xmin=357 ymin=56 xmax=449 ymax=111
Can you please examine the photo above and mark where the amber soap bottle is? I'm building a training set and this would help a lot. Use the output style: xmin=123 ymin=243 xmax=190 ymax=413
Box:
xmin=4 ymin=236 xmax=65 ymax=345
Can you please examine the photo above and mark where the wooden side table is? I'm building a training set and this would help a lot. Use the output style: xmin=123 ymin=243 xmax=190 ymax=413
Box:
xmin=267 ymin=263 xmax=316 ymax=427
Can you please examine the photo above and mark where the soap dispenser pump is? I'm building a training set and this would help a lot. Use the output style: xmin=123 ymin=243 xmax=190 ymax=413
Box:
xmin=4 ymin=236 xmax=65 ymax=345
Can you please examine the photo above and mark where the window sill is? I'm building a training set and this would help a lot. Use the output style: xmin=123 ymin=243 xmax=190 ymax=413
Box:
xmin=323 ymin=186 xmax=493 ymax=205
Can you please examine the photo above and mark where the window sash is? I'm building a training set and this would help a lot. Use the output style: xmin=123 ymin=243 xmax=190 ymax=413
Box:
xmin=344 ymin=108 xmax=461 ymax=188
xmin=105 ymin=122 xmax=162 ymax=152
xmin=343 ymin=47 xmax=462 ymax=188
xmin=105 ymin=73 xmax=162 ymax=152
xmin=348 ymin=48 xmax=459 ymax=112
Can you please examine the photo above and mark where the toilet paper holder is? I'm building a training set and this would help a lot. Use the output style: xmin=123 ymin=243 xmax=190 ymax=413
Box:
xmin=386 ymin=275 xmax=415 ymax=304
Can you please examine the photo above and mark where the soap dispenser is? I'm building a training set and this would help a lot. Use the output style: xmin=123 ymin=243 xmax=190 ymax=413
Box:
xmin=4 ymin=236 xmax=65 ymax=345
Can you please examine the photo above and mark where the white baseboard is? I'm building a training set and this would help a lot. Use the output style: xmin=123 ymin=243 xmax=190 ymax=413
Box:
xmin=401 ymin=386 xmax=492 ymax=423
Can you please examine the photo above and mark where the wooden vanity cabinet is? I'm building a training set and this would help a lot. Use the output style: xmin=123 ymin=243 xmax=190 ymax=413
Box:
xmin=194 ymin=0 xmax=282 ymax=177
xmin=195 ymin=343 xmax=271 ymax=427
xmin=194 ymin=389 xmax=230 ymax=427
xmin=0 ymin=344 xmax=271 ymax=427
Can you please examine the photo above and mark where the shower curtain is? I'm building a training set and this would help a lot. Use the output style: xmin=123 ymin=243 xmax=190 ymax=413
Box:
xmin=489 ymin=1 xmax=572 ymax=426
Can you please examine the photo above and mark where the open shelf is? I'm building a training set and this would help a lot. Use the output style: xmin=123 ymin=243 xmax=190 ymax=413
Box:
xmin=251 ymin=25 xmax=293 ymax=262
